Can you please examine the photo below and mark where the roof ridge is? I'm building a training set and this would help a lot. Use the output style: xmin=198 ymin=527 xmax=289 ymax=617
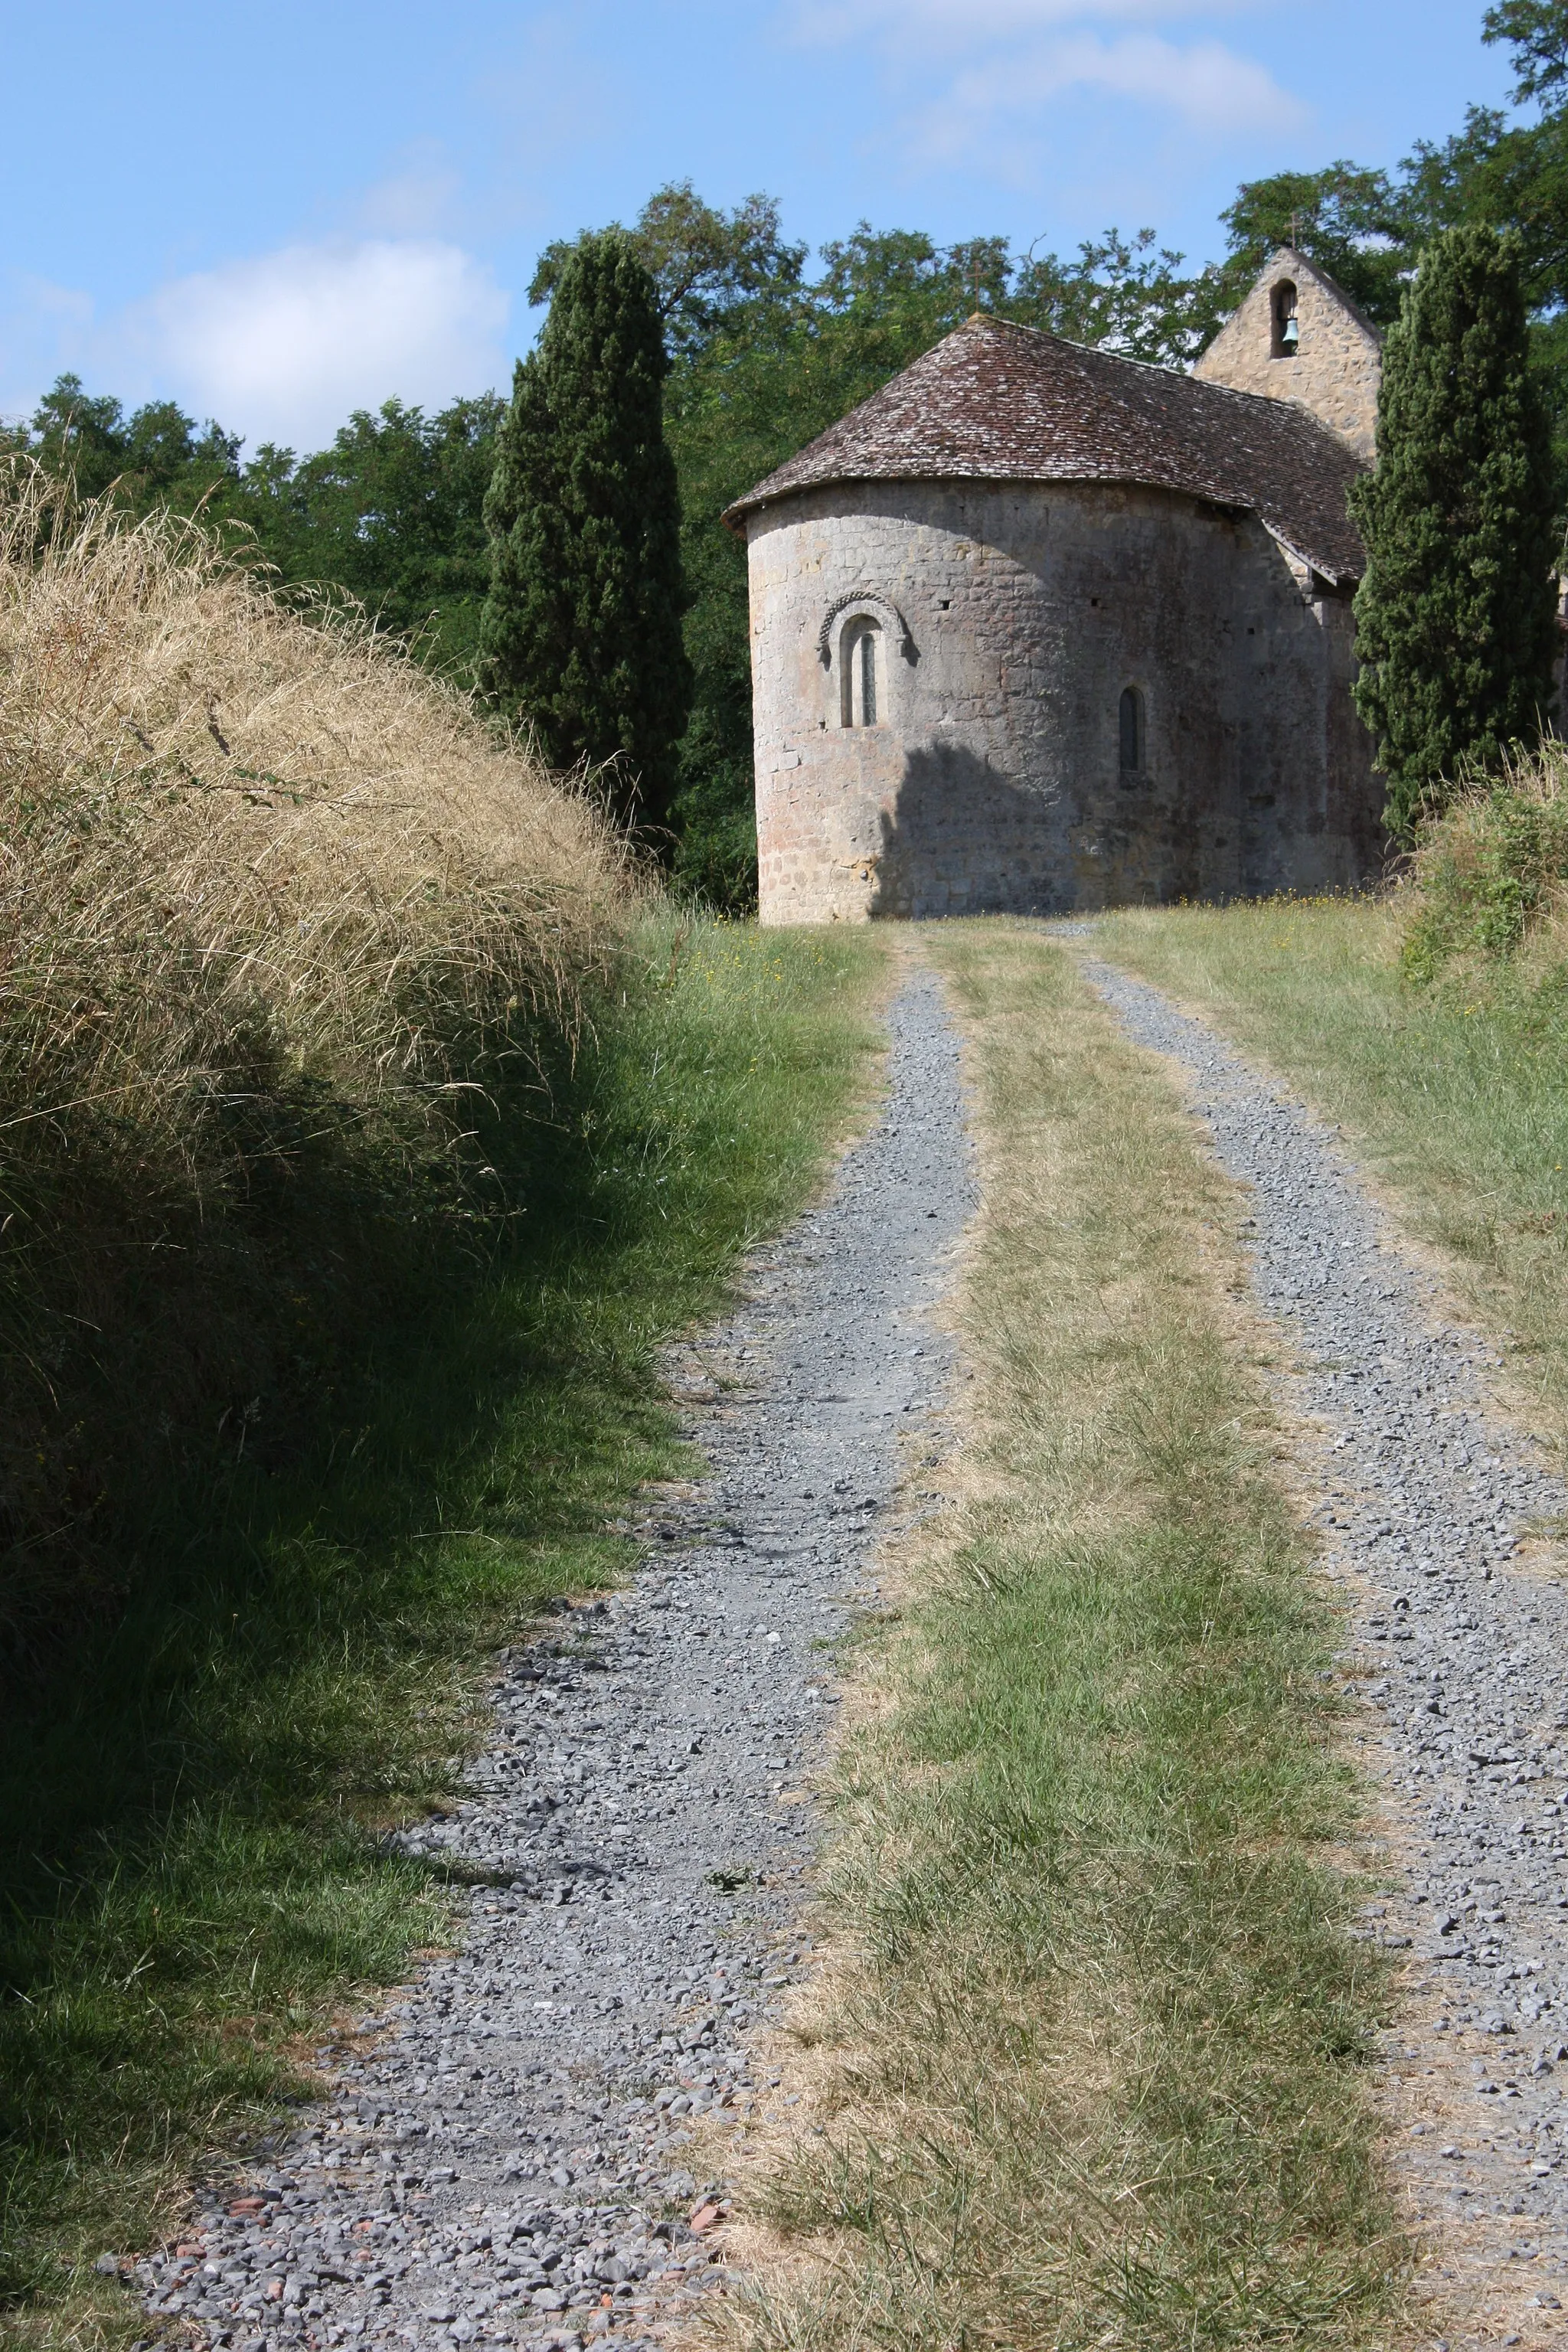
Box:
xmin=954 ymin=309 xmax=1363 ymax=436
xmin=723 ymin=311 xmax=1367 ymax=583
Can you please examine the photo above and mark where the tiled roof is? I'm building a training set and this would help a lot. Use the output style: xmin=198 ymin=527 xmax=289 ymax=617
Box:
xmin=723 ymin=315 xmax=1367 ymax=583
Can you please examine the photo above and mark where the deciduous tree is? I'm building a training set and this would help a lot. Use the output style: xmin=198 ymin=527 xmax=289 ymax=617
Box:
xmin=236 ymin=397 xmax=504 ymax=673
xmin=2 ymin=375 xmax=240 ymax=508
xmin=1220 ymin=164 xmax=1409 ymax=325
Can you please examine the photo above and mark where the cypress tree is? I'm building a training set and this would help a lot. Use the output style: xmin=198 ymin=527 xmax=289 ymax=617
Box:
xmin=1351 ymin=224 xmax=1558 ymax=835
xmin=482 ymin=230 xmax=691 ymax=830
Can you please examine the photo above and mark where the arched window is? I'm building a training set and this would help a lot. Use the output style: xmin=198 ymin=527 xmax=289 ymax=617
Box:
xmin=841 ymin=619 xmax=883 ymax=727
xmin=1272 ymin=279 xmax=1299 ymax=358
xmin=1119 ymin=685 xmax=1144 ymax=775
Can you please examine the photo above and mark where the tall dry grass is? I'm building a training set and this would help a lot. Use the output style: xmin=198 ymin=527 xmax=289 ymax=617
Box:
xmin=0 ymin=462 xmax=636 ymax=1652
xmin=0 ymin=462 xmax=630 ymax=1159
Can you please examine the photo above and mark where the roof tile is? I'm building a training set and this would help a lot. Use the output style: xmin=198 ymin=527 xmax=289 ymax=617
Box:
xmin=724 ymin=315 xmax=1367 ymax=583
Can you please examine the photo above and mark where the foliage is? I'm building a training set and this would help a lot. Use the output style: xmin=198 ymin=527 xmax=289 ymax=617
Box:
xmin=1400 ymin=742 xmax=1568 ymax=978
xmin=1398 ymin=2 xmax=1568 ymax=473
xmin=1401 ymin=106 xmax=1568 ymax=315
xmin=1351 ymin=225 xmax=1558 ymax=833
xmin=482 ymin=229 xmax=691 ymax=833
xmin=234 ymin=396 xmax=505 ymax=675
xmin=2 ymin=382 xmax=505 ymax=678
xmin=532 ymin=190 xmax=802 ymax=902
xmin=1014 ymin=225 xmax=1224 ymax=359
xmin=530 ymin=179 xmax=807 ymax=357
xmin=1218 ymin=163 xmax=1410 ymax=324
xmin=1485 ymin=0 xmax=1568 ymax=103
xmin=0 ymin=374 xmax=241 ymax=509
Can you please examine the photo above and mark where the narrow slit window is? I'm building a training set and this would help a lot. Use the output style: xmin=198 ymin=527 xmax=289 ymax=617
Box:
xmin=1272 ymin=279 xmax=1298 ymax=357
xmin=841 ymin=619 xmax=884 ymax=727
xmin=1119 ymin=685 xmax=1144 ymax=775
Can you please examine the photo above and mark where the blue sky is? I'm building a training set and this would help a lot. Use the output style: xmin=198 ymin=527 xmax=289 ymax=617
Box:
xmin=2 ymin=0 xmax=1514 ymax=451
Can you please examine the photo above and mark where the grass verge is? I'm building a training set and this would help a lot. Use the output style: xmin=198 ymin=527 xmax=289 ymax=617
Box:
xmin=718 ymin=923 xmax=1403 ymax=2351
xmin=1 ymin=916 xmax=886 ymax=2346
xmin=1092 ymin=895 xmax=1568 ymax=1439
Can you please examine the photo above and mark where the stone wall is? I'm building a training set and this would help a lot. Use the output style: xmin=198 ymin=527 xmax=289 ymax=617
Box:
xmin=1194 ymin=248 xmax=1382 ymax=459
xmin=746 ymin=477 xmax=1384 ymax=925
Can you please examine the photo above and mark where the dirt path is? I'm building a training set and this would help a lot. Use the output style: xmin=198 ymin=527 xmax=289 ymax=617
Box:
xmin=131 ymin=965 xmax=975 ymax=2352
xmin=1084 ymin=955 xmax=1568 ymax=2344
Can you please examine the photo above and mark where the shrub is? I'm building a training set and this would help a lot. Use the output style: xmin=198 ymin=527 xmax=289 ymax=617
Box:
xmin=1399 ymin=740 xmax=1568 ymax=980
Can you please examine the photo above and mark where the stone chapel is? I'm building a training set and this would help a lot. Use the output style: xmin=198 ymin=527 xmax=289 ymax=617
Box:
xmin=724 ymin=247 xmax=1387 ymax=923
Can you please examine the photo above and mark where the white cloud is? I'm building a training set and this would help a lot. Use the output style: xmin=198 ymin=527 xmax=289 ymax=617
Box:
xmin=794 ymin=0 xmax=1187 ymax=40
xmin=932 ymin=31 xmax=1305 ymax=151
xmin=787 ymin=0 xmax=1303 ymax=168
xmin=13 ymin=273 xmax=94 ymax=334
xmin=122 ymin=238 xmax=511 ymax=450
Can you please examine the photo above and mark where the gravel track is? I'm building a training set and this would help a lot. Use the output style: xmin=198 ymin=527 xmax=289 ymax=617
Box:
xmin=130 ymin=965 xmax=974 ymax=2352
xmin=129 ymin=930 xmax=1568 ymax=2348
xmin=1084 ymin=955 xmax=1568 ymax=2334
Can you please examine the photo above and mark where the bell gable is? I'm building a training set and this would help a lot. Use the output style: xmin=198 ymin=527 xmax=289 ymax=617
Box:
xmin=1194 ymin=247 xmax=1383 ymax=461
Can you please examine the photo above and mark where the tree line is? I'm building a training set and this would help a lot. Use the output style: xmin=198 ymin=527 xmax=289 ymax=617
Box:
xmin=7 ymin=0 xmax=1567 ymax=894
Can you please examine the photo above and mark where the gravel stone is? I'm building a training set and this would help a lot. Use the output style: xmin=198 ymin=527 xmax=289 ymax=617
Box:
xmin=135 ymin=969 xmax=974 ymax=2352
xmin=1086 ymin=954 xmax=1568 ymax=2288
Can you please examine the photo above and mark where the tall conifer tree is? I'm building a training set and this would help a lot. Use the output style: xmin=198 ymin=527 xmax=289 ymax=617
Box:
xmin=482 ymin=230 xmax=691 ymax=829
xmin=1351 ymin=224 xmax=1558 ymax=834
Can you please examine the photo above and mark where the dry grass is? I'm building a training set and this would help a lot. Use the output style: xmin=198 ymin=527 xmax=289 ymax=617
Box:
xmin=0 ymin=462 xmax=636 ymax=1648
xmin=0 ymin=459 xmax=629 ymax=1161
xmin=0 ymin=462 xmax=900 ymax=2336
xmin=703 ymin=923 xmax=1405 ymax=2352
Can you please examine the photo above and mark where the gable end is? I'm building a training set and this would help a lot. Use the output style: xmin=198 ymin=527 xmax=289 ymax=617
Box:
xmin=1194 ymin=247 xmax=1382 ymax=461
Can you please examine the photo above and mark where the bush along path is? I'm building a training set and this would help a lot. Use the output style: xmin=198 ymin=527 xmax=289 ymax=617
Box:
xmin=1084 ymin=952 xmax=1568 ymax=2343
xmin=122 ymin=969 xmax=974 ymax=2352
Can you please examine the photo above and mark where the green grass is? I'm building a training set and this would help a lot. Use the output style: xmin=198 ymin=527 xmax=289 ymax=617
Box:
xmin=0 ymin=914 xmax=886 ymax=2344
xmin=1091 ymin=895 xmax=1568 ymax=1437
xmin=724 ymin=925 xmax=1403 ymax=2352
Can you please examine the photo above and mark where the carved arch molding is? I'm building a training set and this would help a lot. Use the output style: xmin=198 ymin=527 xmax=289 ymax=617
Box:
xmin=817 ymin=591 xmax=918 ymax=669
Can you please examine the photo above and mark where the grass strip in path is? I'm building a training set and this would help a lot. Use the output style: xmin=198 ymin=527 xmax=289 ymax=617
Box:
xmin=720 ymin=920 xmax=1405 ymax=2352
xmin=1 ymin=916 xmax=887 ymax=2348
xmin=1093 ymin=899 xmax=1568 ymax=1446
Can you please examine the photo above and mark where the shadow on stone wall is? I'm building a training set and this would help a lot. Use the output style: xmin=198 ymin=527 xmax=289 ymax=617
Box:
xmin=869 ymin=741 xmax=1066 ymax=918
xmin=864 ymin=727 xmax=1387 ymax=917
